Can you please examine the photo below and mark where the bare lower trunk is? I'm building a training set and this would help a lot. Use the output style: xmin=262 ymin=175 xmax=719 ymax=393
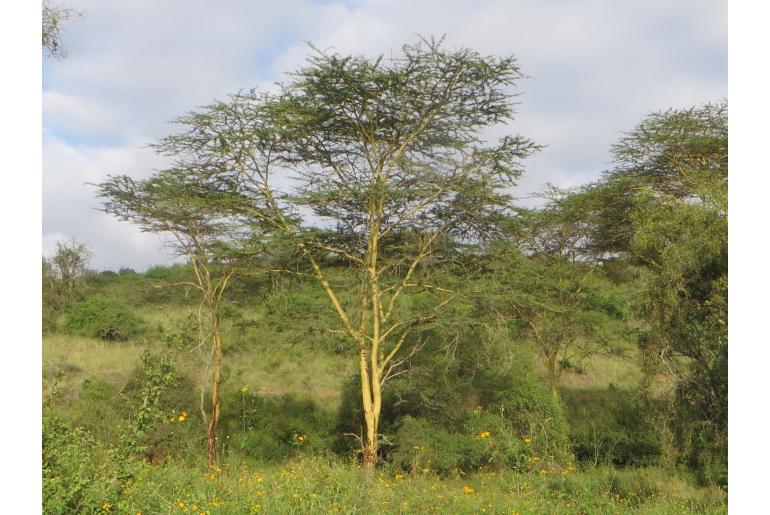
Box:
xmin=362 ymin=434 xmax=377 ymax=471
xmin=359 ymin=347 xmax=380 ymax=471
xmin=206 ymin=332 xmax=223 ymax=466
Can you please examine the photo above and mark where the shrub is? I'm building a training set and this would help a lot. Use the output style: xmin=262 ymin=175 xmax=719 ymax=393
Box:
xmin=64 ymin=297 xmax=143 ymax=340
xmin=43 ymin=418 xmax=136 ymax=514
xmin=120 ymin=320 xmax=202 ymax=461
xmin=335 ymin=326 xmax=573 ymax=468
xmin=60 ymin=378 xmax=129 ymax=445
xmin=563 ymin=386 xmax=662 ymax=467
xmin=221 ymin=392 xmax=336 ymax=463
xmin=390 ymin=411 xmax=532 ymax=476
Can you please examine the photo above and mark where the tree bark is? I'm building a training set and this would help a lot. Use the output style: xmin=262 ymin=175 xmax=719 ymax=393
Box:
xmin=206 ymin=327 xmax=223 ymax=466
xmin=547 ymin=352 xmax=559 ymax=398
xmin=359 ymin=347 xmax=379 ymax=471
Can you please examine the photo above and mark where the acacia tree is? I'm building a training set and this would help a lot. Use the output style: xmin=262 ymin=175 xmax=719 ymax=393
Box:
xmin=579 ymin=102 xmax=727 ymax=481
xmin=153 ymin=38 xmax=538 ymax=469
xmin=483 ymin=187 xmax=626 ymax=397
xmin=96 ymin=168 xmax=249 ymax=465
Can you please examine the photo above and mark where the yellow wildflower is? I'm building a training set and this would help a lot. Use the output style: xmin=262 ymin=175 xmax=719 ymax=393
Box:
xmin=523 ymin=436 xmax=532 ymax=445
xmin=395 ymin=473 xmax=404 ymax=480
xmin=463 ymin=486 xmax=475 ymax=494
xmin=240 ymin=385 xmax=249 ymax=393
xmin=478 ymin=431 xmax=491 ymax=438
xmin=101 ymin=503 xmax=112 ymax=512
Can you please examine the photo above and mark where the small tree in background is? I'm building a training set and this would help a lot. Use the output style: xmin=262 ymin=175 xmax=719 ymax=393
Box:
xmin=43 ymin=237 xmax=92 ymax=314
xmin=480 ymin=187 xmax=628 ymax=397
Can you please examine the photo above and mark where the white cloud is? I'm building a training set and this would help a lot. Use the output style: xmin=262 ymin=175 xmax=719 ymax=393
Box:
xmin=43 ymin=91 xmax=134 ymax=143
xmin=42 ymin=133 xmax=176 ymax=270
xmin=42 ymin=0 xmax=727 ymax=269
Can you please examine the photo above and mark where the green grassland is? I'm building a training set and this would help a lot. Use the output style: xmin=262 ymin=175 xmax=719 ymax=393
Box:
xmin=42 ymin=267 xmax=726 ymax=514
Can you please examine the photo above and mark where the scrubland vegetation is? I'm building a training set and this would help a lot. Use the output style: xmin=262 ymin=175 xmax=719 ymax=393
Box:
xmin=42 ymin=39 xmax=727 ymax=513
xmin=43 ymin=260 xmax=726 ymax=513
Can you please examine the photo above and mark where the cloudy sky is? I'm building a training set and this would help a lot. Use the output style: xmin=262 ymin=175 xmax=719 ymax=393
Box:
xmin=42 ymin=0 xmax=727 ymax=271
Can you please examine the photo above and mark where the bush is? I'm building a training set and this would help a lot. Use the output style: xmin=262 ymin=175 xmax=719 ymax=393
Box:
xmin=335 ymin=326 xmax=573 ymax=469
xmin=58 ymin=378 xmax=129 ymax=446
xmin=221 ymin=392 xmax=336 ymax=462
xmin=64 ymin=298 xmax=143 ymax=340
xmin=43 ymin=418 xmax=138 ymax=514
xmin=563 ymin=386 xmax=662 ymax=467
xmin=390 ymin=411 xmax=533 ymax=475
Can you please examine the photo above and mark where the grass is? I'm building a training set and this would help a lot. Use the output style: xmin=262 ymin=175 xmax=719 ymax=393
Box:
xmin=44 ymin=454 xmax=727 ymax=514
xmin=43 ymin=271 xmax=725 ymax=513
xmin=557 ymin=353 xmax=642 ymax=391
xmin=43 ymin=334 xmax=144 ymax=402
xmin=229 ymin=345 xmax=354 ymax=403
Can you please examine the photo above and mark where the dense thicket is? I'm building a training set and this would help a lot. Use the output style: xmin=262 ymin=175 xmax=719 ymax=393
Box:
xmin=580 ymin=102 xmax=728 ymax=484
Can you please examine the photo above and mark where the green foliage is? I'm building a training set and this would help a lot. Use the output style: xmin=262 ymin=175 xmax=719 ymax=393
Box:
xmin=336 ymin=326 xmax=572 ymax=468
xmin=390 ymin=411 xmax=533 ymax=476
xmin=221 ymin=392 xmax=336 ymax=463
xmin=43 ymin=418 xmax=134 ymax=514
xmin=612 ymin=102 xmax=727 ymax=211
xmin=58 ymin=378 xmax=129 ymax=446
xmin=42 ymin=422 xmax=726 ymax=514
xmin=563 ymin=387 xmax=662 ymax=467
xmin=64 ymin=297 xmax=144 ymax=340
xmin=468 ymin=245 xmax=632 ymax=393
xmin=42 ymin=309 xmax=60 ymax=334
xmin=83 ymin=265 xmax=200 ymax=306
xmin=121 ymin=316 xmax=201 ymax=461
xmin=43 ymin=239 xmax=93 ymax=333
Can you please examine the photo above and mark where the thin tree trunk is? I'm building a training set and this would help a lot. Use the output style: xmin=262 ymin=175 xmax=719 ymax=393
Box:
xmin=359 ymin=347 xmax=379 ymax=471
xmin=206 ymin=328 xmax=223 ymax=466
xmin=547 ymin=352 xmax=559 ymax=398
